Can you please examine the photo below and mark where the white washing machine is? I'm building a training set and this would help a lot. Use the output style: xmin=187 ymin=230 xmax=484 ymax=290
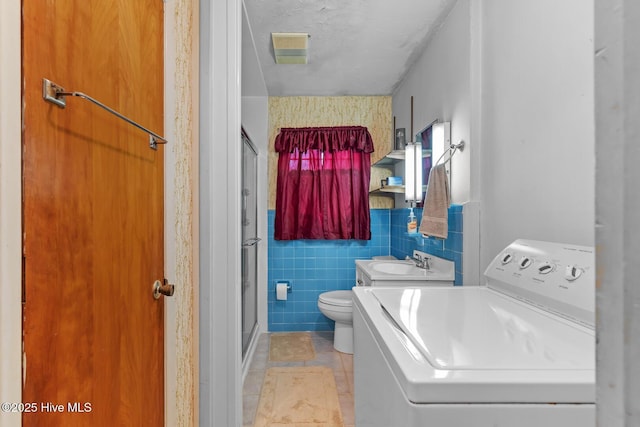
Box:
xmin=353 ymin=240 xmax=595 ymax=427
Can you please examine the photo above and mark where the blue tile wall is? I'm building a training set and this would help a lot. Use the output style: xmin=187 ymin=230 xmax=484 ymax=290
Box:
xmin=267 ymin=209 xmax=390 ymax=332
xmin=389 ymin=204 xmax=464 ymax=285
xmin=267 ymin=205 xmax=464 ymax=332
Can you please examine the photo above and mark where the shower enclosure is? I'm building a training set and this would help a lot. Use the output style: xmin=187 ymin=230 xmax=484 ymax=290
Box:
xmin=241 ymin=128 xmax=260 ymax=358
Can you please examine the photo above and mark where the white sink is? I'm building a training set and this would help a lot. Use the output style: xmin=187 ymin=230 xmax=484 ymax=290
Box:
xmin=355 ymin=253 xmax=455 ymax=286
xmin=371 ymin=262 xmax=422 ymax=275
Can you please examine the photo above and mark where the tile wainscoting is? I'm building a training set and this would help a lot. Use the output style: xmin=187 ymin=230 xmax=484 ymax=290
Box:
xmin=267 ymin=205 xmax=463 ymax=331
xmin=390 ymin=205 xmax=464 ymax=285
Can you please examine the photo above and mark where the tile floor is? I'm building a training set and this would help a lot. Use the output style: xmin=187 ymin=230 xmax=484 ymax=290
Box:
xmin=243 ymin=331 xmax=354 ymax=427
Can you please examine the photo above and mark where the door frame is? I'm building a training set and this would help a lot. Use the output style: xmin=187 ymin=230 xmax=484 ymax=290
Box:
xmin=198 ymin=0 xmax=243 ymax=425
xmin=0 ymin=1 xmax=185 ymax=426
xmin=0 ymin=1 xmax=22 ymax=426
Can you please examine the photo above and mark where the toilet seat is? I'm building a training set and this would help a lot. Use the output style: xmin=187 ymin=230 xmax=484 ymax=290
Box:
xmin=318 ymin=290 xmax=352 ymax=307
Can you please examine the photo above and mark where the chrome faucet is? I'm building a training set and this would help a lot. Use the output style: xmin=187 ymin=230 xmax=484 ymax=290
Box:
xmin=411 ymin=254 xmax=431 ymax=270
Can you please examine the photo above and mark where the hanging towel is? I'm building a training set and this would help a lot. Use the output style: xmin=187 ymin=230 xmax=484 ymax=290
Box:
xmin=419 ymin=164 xmax=450 ymax=239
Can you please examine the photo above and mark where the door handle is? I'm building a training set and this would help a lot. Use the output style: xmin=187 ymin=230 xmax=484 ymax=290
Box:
xmin=242 ymin=237 xmax=262 ymax=248
xmin=153 ymin=279 xmax=175 ymax=299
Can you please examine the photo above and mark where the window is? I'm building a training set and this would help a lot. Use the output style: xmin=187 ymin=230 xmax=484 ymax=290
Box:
xmin=274 ymin=126 xmax=374 ymax=240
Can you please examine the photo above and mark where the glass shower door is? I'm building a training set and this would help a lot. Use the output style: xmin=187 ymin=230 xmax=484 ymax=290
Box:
xmin=241 ymin=129 xmax=259 ymax=358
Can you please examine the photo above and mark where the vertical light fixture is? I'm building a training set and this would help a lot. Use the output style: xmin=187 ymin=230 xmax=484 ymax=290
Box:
xmin=404 ymin=141 xmax=423 ymax=203
xmin=431 ymin=121 xmax=451 ymax=164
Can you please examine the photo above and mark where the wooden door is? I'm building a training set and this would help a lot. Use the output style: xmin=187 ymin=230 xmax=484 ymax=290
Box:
xmin=22 ymin=1 xmax=165 ymax=426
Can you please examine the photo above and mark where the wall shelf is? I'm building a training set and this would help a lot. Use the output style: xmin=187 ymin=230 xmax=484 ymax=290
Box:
xmin=373 ymin=149 xmax=432 ymax=168
xmin=370 ymin=149 xmax=431 ymax=198
xmin=370 ymin=185 xmax=404 ymax=196
xmin=373 ymin=150 xmax=405 ymax=166
xmin=370 ymin=185 xmax=427 ymax=197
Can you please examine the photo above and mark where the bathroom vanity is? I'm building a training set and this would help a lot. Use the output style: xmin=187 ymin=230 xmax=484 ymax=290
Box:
xmin=355 ymin=251 xmax=455 ymax=287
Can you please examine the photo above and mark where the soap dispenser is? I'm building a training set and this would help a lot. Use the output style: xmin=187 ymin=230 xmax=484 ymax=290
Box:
xmin=407 ymin=208 xmax=418 ymax=234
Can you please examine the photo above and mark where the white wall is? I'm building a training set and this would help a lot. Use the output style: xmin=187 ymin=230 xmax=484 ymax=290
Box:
xmin=479 ymin=0 xmax=595 ymax=268
xmin=393 ymin=0 xmax=594 ymax=280
xmin=594 ymin=1 xmax=640 ymax=424
xmin=242 ymin=3 xmax=268 ymax=99
xmin=392 ymin=0 xmax=471 ymax=205
xmin=392 ymin=0 xmax=481 ymax=283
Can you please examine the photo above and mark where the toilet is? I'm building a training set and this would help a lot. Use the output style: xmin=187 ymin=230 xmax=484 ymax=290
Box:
xmin=317 ymin=290 xmax=353 ymax=354
xmin=317 ymin=255 xmax=398 ymax=354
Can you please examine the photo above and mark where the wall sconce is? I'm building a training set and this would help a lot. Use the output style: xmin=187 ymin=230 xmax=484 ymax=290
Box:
xmin=404 ymin=141 xmax=423 ymax=203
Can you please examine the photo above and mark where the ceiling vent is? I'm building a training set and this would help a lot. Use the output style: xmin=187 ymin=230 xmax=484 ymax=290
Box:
xmin=271 ymin=32 xmax=309 ymax=64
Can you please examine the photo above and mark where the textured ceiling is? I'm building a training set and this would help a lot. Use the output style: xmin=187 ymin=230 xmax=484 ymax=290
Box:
xmin=243 ymin=0 xmax=457 ymax=96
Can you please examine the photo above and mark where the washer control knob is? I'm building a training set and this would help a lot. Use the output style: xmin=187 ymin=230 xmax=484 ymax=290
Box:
xmin=565 ymin=265 xmax=583 ymax=281
xmin=501 ymin=253 xmax=513 ymax=265
xmin=519 ymin=256 xmax=533 ymax=269
xmin=537 ymin=262 xmax=555 ymax=274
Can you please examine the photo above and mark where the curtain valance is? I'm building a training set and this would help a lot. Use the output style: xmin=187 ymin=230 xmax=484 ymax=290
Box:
xmin=274 ymin=126 xmax=374 ymax=154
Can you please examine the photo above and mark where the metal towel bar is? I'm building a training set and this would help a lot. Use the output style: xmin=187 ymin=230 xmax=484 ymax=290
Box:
xmin=434 ymin=140 xmax=465 ymax=166
xmin=42 ymin=78 xmax=167 ymax=150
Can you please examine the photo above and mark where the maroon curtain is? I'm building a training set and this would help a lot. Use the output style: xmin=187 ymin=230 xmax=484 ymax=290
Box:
xmin=274 ymin=126 xmax=373 ymax=240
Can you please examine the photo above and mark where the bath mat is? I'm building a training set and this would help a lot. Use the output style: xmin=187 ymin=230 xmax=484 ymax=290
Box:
xmin=253 ymin=366 xmax=343 ymax=427
xmin=269 ymin=332 xmax=316 ymax=362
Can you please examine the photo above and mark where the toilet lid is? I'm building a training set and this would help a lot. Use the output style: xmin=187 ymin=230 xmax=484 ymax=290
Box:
xmin=319 ymin=290 xmax=352 ymax=307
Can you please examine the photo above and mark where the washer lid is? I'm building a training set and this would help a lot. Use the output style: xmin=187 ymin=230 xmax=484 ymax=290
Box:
xmin=355 ymin=287 xmax=595 ymax=403
xmin=373 ymin=287 xmax=593 ymax=370
xmin=319 ymin=290 xmax=352 ymax=307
